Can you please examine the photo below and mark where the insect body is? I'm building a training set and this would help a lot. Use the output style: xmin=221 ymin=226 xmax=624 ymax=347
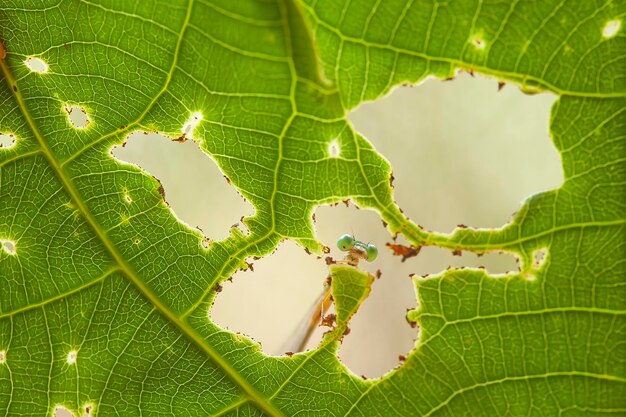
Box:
xmin=337 ymin=234 xmax=378 ymax=264
xmin=280 ymin=235 xmax=378 ymax=354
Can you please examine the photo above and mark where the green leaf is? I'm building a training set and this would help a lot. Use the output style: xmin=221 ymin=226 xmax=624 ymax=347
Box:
xmin=330 ymin=264 xmax=374 ymax=327
xmin=1 ymin=0 xmax=624 ymax=416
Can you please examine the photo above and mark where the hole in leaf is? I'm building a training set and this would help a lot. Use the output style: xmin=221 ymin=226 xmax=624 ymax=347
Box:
xmin=602 ymin=20 xmax=621 ymax=38
xmin=210 ymin=241 xmax=328 ymax=355
xmin=54 ymin=406 xmax=75 ymax=417
xmin=0 ymin=132 xmax=16 ymax=149
xmin=66 ymin=350 xmax=77 ymax=364
xmin=349 ymin=72 xmax=562 ymax=232
xmin=182 ymin=111 xmax=203 ymax=140
xmin=0 ymin=350 xmax=5 ymax=363
xmin=327 ymin=138 xmax=341 ymax=158
xmin=111 ymin=131 xmax=253 ymax=241
xmin=314 ymin=205 xmax=518 ymax=378
xmin=64 ymin=105 xmax=91 ymax=129
xmin=1 ymin=239 xmax=16 ymax=255
xmin=24 ymin=56 xmax=49 ymax=73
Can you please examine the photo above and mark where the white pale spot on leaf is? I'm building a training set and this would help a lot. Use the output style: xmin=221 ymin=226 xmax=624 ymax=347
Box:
xmin=472 ymin=37 xmax=486 ymax=49
xmin=0 ymin=132 xmax=16 ymax=149
xmin=524 ymin=272 xmax=537 ymax=281
xmin=1 ymin=239 xmax=16 ymax=255
xmin=67 ymin=350 xmax=77 ymax=364
xmin=328 ymin=139 xmax=340 ymax=157
xmin=124 ymin=193 xmax=132 ymax=204
xmin=0 ymin=350 xmax=6 ymax=363
xmin=533 ymin=247 xmax=548 ymax=269
xmin=602 ymin=19 xmax=621 ymax=38
xmin=182 ymin=111 xmax=203 ymax=140
xmin=24 ymin=56 xmax=49 ymax=73
xmin=64 ymin=105 xmax=91 ymax=129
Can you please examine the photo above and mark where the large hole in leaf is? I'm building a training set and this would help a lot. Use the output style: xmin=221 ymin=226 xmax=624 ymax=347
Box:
xmin=314 ymin=204 xmax=517 ymax=378
xmin=350 ymin=72 xmax=562 ymax=232
xmin=210 ymin=241 xmax=328 ymax=355
xmin=324 ymin=73 xmax=561 ymax=377
xmin=111 ymin=132 xmax=253 ymax=241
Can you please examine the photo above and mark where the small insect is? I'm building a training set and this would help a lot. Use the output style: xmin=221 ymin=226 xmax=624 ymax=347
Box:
xmin=279 ymin=235 xmax=378 ymax=354
xmin=336 ymin=234 xmax=378 ymax=265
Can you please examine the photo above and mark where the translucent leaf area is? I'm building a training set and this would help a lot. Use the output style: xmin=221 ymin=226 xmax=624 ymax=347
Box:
xmin=1 ymin=0 xmax=624 ymax=416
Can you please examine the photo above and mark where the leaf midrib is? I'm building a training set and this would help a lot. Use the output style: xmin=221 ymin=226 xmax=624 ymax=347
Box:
xmin=0 ymin=5 xmax=284 ymax=416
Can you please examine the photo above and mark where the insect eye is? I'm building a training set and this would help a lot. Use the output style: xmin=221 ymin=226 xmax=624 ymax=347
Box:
xmin=365 ymin=243 xmax=378 ymax=262
xmin=337 ymin=234 xmax=355 ymax=251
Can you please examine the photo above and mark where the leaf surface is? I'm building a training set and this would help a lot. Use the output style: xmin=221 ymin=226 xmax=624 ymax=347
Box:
xmin=0 ymin=0 xmax=624 ymax=416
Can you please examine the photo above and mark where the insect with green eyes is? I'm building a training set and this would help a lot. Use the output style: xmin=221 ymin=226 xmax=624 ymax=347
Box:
xmin=336 ymin=233 xmax=378 ymax=265
xmin=281 ymin=234 xmax=378 ymax=354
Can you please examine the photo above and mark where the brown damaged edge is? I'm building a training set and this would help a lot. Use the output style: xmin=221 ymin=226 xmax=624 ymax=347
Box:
xmin=386 ymin=242 xmax=421 ymax=262
xmin=0 ymin=40 xmax=6 ymax=60
xmin=320 ymin=313 xmax=336 ymax=328
xmin=173 ymin=133 xmax=187 ymax=143
xmin=154 ymin=177 xmax=166 ymax=199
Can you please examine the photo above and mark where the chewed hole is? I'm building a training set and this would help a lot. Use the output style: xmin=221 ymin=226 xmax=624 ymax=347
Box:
xmin=0 ymin=133 xmax=16 ymax=149
xmin=210 ymin=241 xmax=328 ymax=355
xmin=124 ymin=193 xmax=132 ymax=204
xmin=328 ymin=139 xmax=341 ymax=157
xmin=182 ymin=111 xmax=203 ymax=140
xmin=0 ymin=350 xmax=6 ymax=363
xmin=67 ymin=350 xmax=77 ymax=364
xmin=64 ymin=105 xmax=91 ymax=129
xmin=313 ymin=204 xmax=520 ymax=378
xmin=111 ymin=131 xmax=253 ymax=241
xmin=350 ymin=72 xmax=562 ymax=232
xmin=1 ymin=239 xmax=16 ymax=255
xmin=314 ymin=205 xmax=416 ymax=378
xmin=602 ymin=20 xmax=621 ymax=38
xmin=83 ymin=404 xmax=94 ymax=417
xmin=54 ymin=406 xmax=75 ymax=417
xmin=533 ymin=247 xmax=548 ymax=269
xmin=25 ymin=56 xmax=49 ymax=73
